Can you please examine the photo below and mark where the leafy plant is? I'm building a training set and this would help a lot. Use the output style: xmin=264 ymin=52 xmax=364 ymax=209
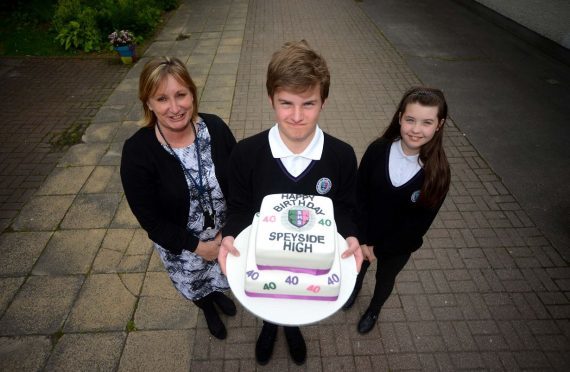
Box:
xmin=54 ymin=1 xmax=100 ymax=52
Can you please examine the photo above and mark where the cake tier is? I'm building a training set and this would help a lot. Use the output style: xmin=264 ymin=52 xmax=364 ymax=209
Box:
xmin=244 ymin=212 xmax=341 ymax=301
xmin=255 ymin=194 xmax=336 ymax=273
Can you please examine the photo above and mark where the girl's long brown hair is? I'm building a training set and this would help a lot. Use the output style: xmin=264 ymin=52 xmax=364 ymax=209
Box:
xmin=382 ymin=87 xmax=451 ymax=208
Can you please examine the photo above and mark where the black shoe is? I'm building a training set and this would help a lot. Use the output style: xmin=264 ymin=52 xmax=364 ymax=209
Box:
xmin=342 ymin=285 xmax=361 ymax=310
xmin=284 ymin=326 xmax=306 ymax=365
xmin=202 ymin=304 xmax=227 ymax=340
xmin=212 ymin=292 xmax=237 ymax=316
xmin=357 ymin=308 xmax=379 ymax=334
xmin=256 ymin=322 xmax=277 ymax=365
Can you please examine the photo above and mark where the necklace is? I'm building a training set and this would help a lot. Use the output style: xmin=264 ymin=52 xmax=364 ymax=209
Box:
xmin=156 ymin=122 xmax=217 ymax=230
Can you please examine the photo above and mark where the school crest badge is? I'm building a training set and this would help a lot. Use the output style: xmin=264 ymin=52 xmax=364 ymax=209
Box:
xmin=316 ymin=177 xmax=332 ymax=195
xmin=288 ymin=208 xmax=310 ymax=228
xmin=411 ymin=190 xmax=421 ymax=203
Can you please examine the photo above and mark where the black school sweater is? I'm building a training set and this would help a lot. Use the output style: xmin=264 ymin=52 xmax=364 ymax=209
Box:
xmin=357 ymin=138 xmax=446 ymax=258
xmin=222 ymin=129 xmax=358 ymax=240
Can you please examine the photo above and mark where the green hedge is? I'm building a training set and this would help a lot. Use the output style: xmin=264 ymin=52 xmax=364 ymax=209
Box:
xmin=53 ymin=0 xmax=180 ymax=52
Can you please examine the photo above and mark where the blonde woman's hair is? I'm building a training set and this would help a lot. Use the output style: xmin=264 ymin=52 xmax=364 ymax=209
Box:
xmin=138 ymin=57 xmax=198 ymax=127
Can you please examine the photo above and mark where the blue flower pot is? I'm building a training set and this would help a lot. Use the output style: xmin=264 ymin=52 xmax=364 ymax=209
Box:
xmin=114 ymin=45 xmax=136 ymax=64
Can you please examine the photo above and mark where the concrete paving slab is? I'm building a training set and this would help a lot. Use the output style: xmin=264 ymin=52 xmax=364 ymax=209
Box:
xmin=60 ymin=193 xmax=122 ymax=229
xmin=209 ymin=62 xmax=238 ymax=75
xmin=0 ymin=231 xmax=52 ymax=276
xmin=95 ymin=229 xmax=153 ymax=273
xmin=57 ymin=143 xmax=108 ymax=167
xmin=145 ymin=41 xmax=177 ymax=56
xmin=199 ymin=101 xmax=232 ymax=122
xmin=35 ymin=166 xmax=94 ymax=196
xmin=113 ymin=121 xmax=141 ymax=144
xmin=200 ymin=85 xmax=235 ymax=102
xmin=111 ymin=196 xmax=140 ymax=229
xmin=82 ymin=122 xmax=120 ymax=143
xmin=147 ymin=248 xmax=164 ymax=272
xmin=11 ymin=195 xmax=74 ymax=231
xmin=134 ymin=271 xmax=198 ymax=330
xmin=44 ymin=332 xmax=125 ymax=372
xmin=99 ymin=142 xmax=124 ymax=166
xmin=0 ymin=276 xmax=84 ymax=335
xmin=125 ymin=229 xmax=153 ymax=256
xmin=91 ymin=105 xmax=130 ymax=124
xmin=64 ymin=273 xmax=143 ymax=332
xmin=81 ymin=166 xmax=123 ymax=194
xmin=0 ymin=277 xmax=24 ymax=315
xmin=0 ymin=336 xmax=51 ymax=372
xmin=32 ymin=229 xmax=105 ymax=275
xmin=118 ymin=330 xmax=194 ymax=372
xmin=205 ymin=73 xmax=237 ymax=87
xmin=92 ymin=229 xmax=135 ymax=273
xmin=102 ymin=89 xmax=137 ymax=107
xmin=220 ymin=37 xmax=244 ymax=46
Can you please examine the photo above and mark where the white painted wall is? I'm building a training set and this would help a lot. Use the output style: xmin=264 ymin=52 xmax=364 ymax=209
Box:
xmin=474 ymin=0 xmax=570 ymax=48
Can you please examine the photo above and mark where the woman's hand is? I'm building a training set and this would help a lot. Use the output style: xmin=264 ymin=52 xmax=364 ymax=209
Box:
xmin=341 ymin=236 xmax=364 ymax=272
xmin=194 ymin=233 xmax=222 ymax=261
xmin=361 ymin=244 xmax=376 ymax=262
xmin=218 ymin=236 xmax=240 ymax=275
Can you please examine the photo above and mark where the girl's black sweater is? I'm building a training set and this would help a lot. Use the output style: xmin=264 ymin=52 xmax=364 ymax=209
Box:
xmin=357 ymin=138 xmax=445 ymax=258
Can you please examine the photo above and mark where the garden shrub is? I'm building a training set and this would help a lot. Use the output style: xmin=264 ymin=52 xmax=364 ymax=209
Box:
xmin=54 ymin=4 xmax=101 ymax=52
xmin=52 ymin=0 xmax=179 ymax=52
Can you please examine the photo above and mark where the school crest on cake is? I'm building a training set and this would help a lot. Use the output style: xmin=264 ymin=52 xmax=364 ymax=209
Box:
xmin=288 ymin=208 xmax=310 ymax=228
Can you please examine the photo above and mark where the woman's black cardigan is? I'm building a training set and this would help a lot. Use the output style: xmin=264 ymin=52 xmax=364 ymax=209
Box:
xmin=120 ymin=113 xmax=236 ymax=255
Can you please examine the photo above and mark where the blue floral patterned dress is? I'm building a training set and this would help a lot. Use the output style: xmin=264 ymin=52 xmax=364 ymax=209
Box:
xmin=154 ymin=118 xmax=230 ymax=301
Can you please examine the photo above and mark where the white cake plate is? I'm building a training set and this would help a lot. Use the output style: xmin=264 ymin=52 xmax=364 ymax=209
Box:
xmin=226 ymin=225 xmax=357 ymax=326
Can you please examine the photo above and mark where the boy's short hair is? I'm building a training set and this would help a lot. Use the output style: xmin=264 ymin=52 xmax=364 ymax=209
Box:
xmin=266 ymin=40 xmax=330 ymax=101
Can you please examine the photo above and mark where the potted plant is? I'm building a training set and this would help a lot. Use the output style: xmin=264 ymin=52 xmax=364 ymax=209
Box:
xmin=108 ymin=30 xmax=137 ymax=64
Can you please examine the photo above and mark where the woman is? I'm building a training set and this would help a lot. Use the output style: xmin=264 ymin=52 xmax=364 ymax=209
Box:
xmin=120 ymin=57 xmax=237 ymax=339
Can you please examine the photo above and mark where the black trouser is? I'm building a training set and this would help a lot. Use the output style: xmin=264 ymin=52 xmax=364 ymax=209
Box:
xmin=262 ymin=321 xmax=298 ymax=334
xmin=356 ymin=252 xmax=411 ymax=313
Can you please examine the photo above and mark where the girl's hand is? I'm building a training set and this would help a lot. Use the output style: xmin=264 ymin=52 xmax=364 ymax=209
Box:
xmin=218 ymin=236 xmax=240 ymax=275
xmin=361 ymin=244 xmax=376 ymax=262
xmin=341 ymin=236 xmax=363 ymax=272
xmin=194 ymin=236 xmax=222 ymax=261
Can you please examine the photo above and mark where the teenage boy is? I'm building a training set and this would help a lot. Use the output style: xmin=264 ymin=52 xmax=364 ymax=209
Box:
xmin=219 ymin=40 xmax=363 ymax=366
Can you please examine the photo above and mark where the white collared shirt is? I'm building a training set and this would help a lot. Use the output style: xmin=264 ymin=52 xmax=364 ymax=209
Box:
xmin=389 ymin=139 xmax=422 ymax=187
xmin=268 ymin=123 xmax=324 ymax=177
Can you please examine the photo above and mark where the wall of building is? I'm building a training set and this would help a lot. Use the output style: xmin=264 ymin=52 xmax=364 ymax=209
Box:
xmin=473 ymin=0 xmax=570 ymax=49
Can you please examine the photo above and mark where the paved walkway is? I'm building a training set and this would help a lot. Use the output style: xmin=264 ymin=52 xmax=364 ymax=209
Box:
xmin=1 ymin=0 xmax=568 ymax=371
xmin=0 ymin=57 xmax=130 ymax=233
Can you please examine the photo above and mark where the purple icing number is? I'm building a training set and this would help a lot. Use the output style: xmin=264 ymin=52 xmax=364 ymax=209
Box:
xmin=246 ymin=270 xmax=259 ymax=280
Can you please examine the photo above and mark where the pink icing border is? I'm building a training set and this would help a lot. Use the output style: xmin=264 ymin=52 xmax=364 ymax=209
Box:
xmin=257 ymin=264 xmax=330 ymax=275
xmin=245 ymin=290 xmax=338 ymax=301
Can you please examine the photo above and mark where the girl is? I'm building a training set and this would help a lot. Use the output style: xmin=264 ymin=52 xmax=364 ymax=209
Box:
xmin=344 ymin=86 xmax=451 ymax=334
